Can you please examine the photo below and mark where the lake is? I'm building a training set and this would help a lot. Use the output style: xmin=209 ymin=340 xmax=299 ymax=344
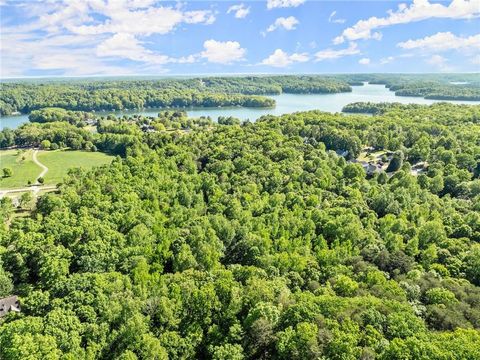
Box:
xmin=1 ymin=83 xmax=479 ymax=130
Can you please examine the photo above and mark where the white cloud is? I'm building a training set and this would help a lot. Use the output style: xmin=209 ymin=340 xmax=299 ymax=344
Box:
xmin=358 ymin=57 xmax=370 ymax=65
xmin=177 ymin=55 xmax=197 ymax=64
xmin=184 ymin=10 xmax=216 ymax=25
xmin=334 ymin=0 xmax=480 ymax=44
xmin=398 ymin=32 xmax=480 ymax=52
xmin=315 ymin=43 xmax=360 ymax=61
xmin=70 ymin=6 xmax=216 ymax=36
xmin=261 ymin=49 xmax=309 ymax=67
xmin=380 ymin=56 xmax=395 ymax=64
xmin=200 ymin=39 xmax=246 ymax=64
xmin=426 ymin=54 xmax=453 ymax=72
xmin=328 ymin=11 xmax=346 ymax=24
xmin=0 ymin=0 xmax=220 ymax=76
xmin=471 ymin=55 xmax=480 ymax=65
xmin=227 ymin=4 xmax=250 ymax=19
xmin=1 ymin=33 xmax=137 ymax=77
xmin=267 ymin=0 xmax=305 ymax=9
xmin=37 ymin=0 xmax=92 ymax=33
xmin=267 ymin=16 xmax=299 ymax=32
xmin=96 ymin=33 xmax=170 ymax=64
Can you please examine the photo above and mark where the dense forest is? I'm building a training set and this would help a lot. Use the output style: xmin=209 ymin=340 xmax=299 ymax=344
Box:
xmin=342 ymin=102 xmax=422 ymax=115
xmin=0 ymin=76 xmax=352 ymax=116
xmin=1 ymin=102 xmax=480 ymax=359
xmin=356 ymin=74 xmax=480 ymax=101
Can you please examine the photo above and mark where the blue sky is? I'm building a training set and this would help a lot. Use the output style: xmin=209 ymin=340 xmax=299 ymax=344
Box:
xmin=1 ymin=0 xmax=479 ymax=77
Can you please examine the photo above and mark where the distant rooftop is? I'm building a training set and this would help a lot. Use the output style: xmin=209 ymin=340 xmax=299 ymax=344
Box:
xmin=0 ymin=296 xmax=20 ymax=317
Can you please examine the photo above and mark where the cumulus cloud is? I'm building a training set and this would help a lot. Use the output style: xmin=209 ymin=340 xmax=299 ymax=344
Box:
xmin=70 ymin=6 xmax=215 ymax=36
xmin=200 ymin=39 xmax=246 ymax=64
xmin=380 ymin=56 xmax=395 ymax=64
xmin=227 ymin=3 xmax=250 ymax=18
xmin=96 ymin=33 xmax=171 ymax=64
xmin=267 ymin=16 xmax=299 ymax=32
xmin=315 ymin=43 xmax=360 ymax=61
xmin=176 ymin=55 xmax=197 ymax=64
xmin=328 ymin=11 xmax=346 ymax=24
xmin=334 ymin=0 xmax=480 ymax=44
xmin=398 ymin=32 xmax=480 ymax=52
xmin=267 ymin=0 xmax=305 ymax=9
xmin=358 ymin=57 xmax=370 ymax=65
xmin=426 ymin=54 xmax=453 ymax=72
xmin=261 ymin=49 xmax=309 ymax=67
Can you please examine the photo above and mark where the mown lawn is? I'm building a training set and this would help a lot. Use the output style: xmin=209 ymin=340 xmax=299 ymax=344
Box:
xmin=0 ymin=149 xmax=41 ymax=188
xmin=1 ymin=149 xmax=114 ymax=188
xmin=37 ymin=150 xmax=114 ymax=184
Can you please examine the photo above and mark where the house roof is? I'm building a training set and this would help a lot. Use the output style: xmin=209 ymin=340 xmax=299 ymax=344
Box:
xmin=0 ymin=296 xmax=20 ymax=317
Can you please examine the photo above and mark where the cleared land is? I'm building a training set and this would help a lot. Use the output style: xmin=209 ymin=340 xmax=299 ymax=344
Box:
xmin=37 ymin=150 xmax=113 ymax=184
xmin=0 ymin=149 xmax=41 ymax=188
xmin=1 ymin=149 xmax=113 ymax=188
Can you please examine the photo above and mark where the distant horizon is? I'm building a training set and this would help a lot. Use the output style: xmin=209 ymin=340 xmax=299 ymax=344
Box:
xmin=2 ymin=72 xmax=479 ymax=82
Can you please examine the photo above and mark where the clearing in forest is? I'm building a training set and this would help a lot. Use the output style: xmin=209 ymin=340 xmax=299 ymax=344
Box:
xmin=37 ymin=150 xmax=114 ymax=184
xmin=0 ymin=149 xmax=113 ymax=189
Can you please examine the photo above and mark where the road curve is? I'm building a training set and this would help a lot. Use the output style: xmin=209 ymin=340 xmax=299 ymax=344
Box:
xmin=32 ymin=149 xmax=48 ymax=183
xmin=0 ymin=150 xmax=54 ymax=199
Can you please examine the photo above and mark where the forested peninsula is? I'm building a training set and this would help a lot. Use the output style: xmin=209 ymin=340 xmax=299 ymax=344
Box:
xmin=1 ymin=101 xmax=480 ymax=359
xmin=355 ymin=74 xmax=480 ymax=101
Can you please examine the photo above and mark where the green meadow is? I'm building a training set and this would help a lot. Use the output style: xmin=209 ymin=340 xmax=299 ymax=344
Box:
xmin=1 ymin=149 xmax=113 ymax=188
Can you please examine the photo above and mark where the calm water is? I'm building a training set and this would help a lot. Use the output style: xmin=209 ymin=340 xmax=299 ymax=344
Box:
xmin=2 ymin=83 xmax=479 ymax=130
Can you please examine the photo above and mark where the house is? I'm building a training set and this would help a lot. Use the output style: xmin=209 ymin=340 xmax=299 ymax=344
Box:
xmin=354 ymin=160 xmax=381 ymax=175
xmin=335 ymin=149 xmax=349 ymax=158
xmin=411 ymin=161 xmax=428 ymax=176
xmin=366 ymin=163 xmax=382 ymax=175
xmin=0 ymin=296 xmax=20 ymax=317
xmin=85 ymin=118 xmax=98 ymax=126
xmin=140 ymin=124 xmax=157 ymax=133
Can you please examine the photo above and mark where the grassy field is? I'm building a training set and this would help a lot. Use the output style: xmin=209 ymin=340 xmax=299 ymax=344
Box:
xmin=37 ymin=150 xmax=114 ymax=184
xmin=0 ymin=149 xmax=41 ymax=188
xmin=1 ymin=149 xmax=114 ymax=188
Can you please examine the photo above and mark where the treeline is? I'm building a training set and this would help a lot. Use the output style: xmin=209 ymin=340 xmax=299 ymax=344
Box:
xmin=0 ymin=76 xmax=353 ymax=116
xmin=28 ymin=107 xmax=93 ymax=125
xmin=197 ymin=76 xmax=352 ymax=95
xmin=363 ymin=74 xmax=480 ymax=101
xmin=1 ymin=103 xmax=480 ymax=359
xmin=398 ymin=86 xmax=480 ymax=101
xmin=0 ymin=111 xmax=213 ymax=156
xmin=328 ymin=73 xmax=480 ymax=101
xmin=342 ymin=102 xmax=420 ymax=114
xmin=0 ymin=87 xmax=276 ymax=116
xmin=0 ymin=123 xmax=96 ymax=152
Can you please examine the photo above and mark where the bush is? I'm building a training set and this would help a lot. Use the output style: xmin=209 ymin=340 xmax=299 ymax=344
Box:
xmin=424 ymin=287 xmax=457 ymax=305
xmin=40 ymin=139 xmax=51 ymax=150
xmin=2 ymin=167 xmax=13 ymax=178
xmin=330 ymin=275 xmax=359 ymax=297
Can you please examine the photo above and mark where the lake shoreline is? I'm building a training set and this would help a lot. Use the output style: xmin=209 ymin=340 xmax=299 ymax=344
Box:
xmin=2 ymin=83 xmax=480 ymax=130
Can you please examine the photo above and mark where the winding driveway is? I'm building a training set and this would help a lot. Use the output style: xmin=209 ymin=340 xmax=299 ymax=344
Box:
xmin=32 ymin=149 xmax=48 ymax=183
xmin=0 ymin=149 xmax=55 ymax=198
